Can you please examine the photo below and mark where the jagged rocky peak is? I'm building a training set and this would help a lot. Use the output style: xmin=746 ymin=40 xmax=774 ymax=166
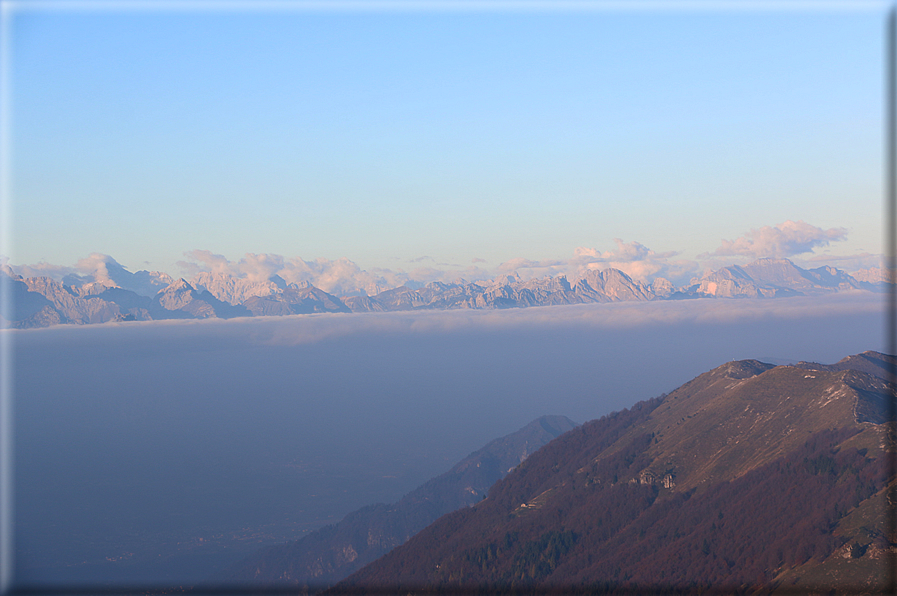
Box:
xmin=425 ymin=280 xmax=453 ymax=291
xmin=698 ymin=264 xmax=753 ymax=282
xmin=6 ymin=253 xmax=881 ymax=327
xmin=491 ymin=273 xmax=518 ymax=287
xmin=579 ymin=267 xmax=619 ymax=287
xmin=577 ymin=267 xmax=650 ymax=301
xmin=690 ymin=266 xmax=768 ymax=298
xmin=77 ymin=280 xmax=118 ymax=296
xmin=741 ymin=258 xmax=814 ymax=286
xmin=190 ymin=271 xmax=286 ymax=305
xmin=166 ymin=278 xmax=194 ymax=292
xmin=650 ymin=277 xmax=673 ymax=297
xmin=152 ymin=279 xmax=197 ymax=311
xmin=554 ymin=274 xmax=572 ymax=291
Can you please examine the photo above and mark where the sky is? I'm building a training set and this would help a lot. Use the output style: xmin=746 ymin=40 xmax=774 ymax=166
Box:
xmin=2 ymin=1 xmax=889 ymax=284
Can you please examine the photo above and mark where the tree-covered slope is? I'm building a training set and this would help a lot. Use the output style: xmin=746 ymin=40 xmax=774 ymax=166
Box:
xmin=336 ymin=354 xmax=895 ymax=594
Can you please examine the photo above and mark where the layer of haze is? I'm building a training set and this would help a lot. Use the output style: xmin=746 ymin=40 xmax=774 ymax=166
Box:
xmin=11 ymin=293 xmax=884 ymax=584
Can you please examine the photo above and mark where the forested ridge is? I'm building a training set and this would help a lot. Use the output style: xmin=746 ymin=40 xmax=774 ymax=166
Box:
xmin=334 ymin=353 xmax=896 ymax=594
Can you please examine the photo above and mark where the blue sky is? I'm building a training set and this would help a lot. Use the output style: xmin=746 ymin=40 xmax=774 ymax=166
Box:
xmin=3 ymin=2 xmax=888 ymax=280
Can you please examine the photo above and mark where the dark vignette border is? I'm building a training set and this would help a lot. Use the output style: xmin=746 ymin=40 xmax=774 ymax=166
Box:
xmin=2 ymin=3 xmax=895 ymax=596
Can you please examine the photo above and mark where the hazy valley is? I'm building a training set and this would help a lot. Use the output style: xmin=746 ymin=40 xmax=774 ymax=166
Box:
xmin=9 ymin=284 xmax=888 ymax=591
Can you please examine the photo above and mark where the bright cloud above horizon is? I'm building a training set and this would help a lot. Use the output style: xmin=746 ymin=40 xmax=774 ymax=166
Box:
xmin=705 ymin=221 xmax=849 ymax=260
xmin=2 ymin=220 xmax=883 ymax=296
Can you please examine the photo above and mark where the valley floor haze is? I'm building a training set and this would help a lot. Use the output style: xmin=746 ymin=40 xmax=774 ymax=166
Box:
xmin=7 ymin=291 xmax=886 ymax=585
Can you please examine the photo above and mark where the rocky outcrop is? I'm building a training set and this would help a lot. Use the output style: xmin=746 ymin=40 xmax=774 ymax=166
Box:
xmin=242 ymin=283 xmax=349 ymax=316
xmin=192 ymin=272 xmax=287 ymax=305
xmin=21 ymin=276 xmax=123 ymax=324
xmin=574 ymin=268 xmax=653 ymax=302
xmin=150 ymin=279 xmax=250 ymax=319
xmin=687 ymin=265 xmax=778 ymax=298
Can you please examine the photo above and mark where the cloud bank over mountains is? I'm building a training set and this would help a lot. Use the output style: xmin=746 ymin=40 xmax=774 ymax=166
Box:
xmin=2 ymin=220 xmax=889 ymax=329
xmin=706 ymin=220 xmax=849 ymax=259
xmin=176 ymin=249 xmax=416 ymax=298
xmin=6 ymin=221 xmax=880 ymax=297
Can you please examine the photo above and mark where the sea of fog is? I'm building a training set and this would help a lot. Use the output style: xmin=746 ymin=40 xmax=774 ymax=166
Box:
xmin=8 ymin=293 xmax=886 ymax=586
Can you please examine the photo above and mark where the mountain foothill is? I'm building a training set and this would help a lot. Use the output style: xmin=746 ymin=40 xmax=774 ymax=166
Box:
xmin=221 ymin=416 xmax=577 ymax=592
xmin=1 ymin=257 xmax=887 ymax=328
xmin=221 ymin=351 xmax=895 ymax=595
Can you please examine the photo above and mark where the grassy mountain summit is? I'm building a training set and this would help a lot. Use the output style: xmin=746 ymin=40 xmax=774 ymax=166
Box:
xmin=335 ymin=353 xmax=895 ymax=595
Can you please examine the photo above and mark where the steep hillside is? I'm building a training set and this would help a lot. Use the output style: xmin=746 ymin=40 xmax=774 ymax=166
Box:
xmin=223 ymin=416 xmax=576 ymax=591
xmin=337 ymin=353 xmax=895 ymax=594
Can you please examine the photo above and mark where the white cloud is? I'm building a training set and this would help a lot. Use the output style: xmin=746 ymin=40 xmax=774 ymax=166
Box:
xmin=177 ymin=251 xmax=504 ymax=296
xmin=179 ymin=251 xmax=404 ymax=296
xmin=237 ymin=253 xmax=285 ymax=283
xmin=4 ymin=221 xmax=861 ymax=300
xmin=5 ymin=260 xmax=76 ymax=281
xmin=75 ymin=253 xmax=131 ymax=285
xmin=5 ymin=253 xmax=135 ymax=285
xmin=492 ymin=240 xmax=696 ymax=286
xmin=179 ymin=250 xmax=235 ymax=277
xmin=282 ymin=257 xmax=392 ymax=296
xmin=572 ymin=239 xmax=693 ymax=283
xmin=573 ymin=239 xmax=665 ymax=263
xmin=496 ymin=257 xmax=569 ymax=281
xmin=707 ymin=221 xmax=848 ymax=259
xmin=797 ymin=252 xmax=883 ymax=273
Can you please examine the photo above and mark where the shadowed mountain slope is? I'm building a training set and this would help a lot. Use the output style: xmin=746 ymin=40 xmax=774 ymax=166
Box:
xmin=336 ymin=353 xmax=895 ymax=595
xmin=793 ymin=350 xmax=896 ymax=383
xmin=223 ymin=415 xmax=576 ymax=591
xmin=149 ymin=279 xmax=251 ymax=319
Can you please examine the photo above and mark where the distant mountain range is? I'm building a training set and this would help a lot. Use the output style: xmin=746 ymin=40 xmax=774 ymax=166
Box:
xmin=326 ymin=351 xmax=895 ymax=594
xmin=222 ymin=415 xmax=577 ymax=592
xmin=2 ymin=258 xmax=888 ymax=328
